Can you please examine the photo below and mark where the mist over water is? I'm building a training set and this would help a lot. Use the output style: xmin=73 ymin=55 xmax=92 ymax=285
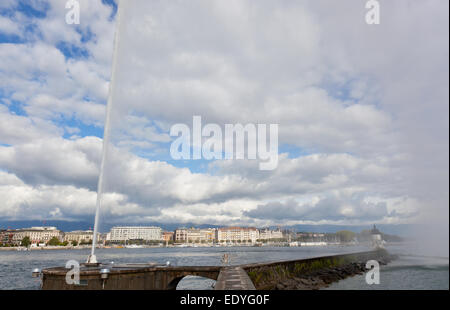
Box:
xmin=402 ymin=98 xmax=449 ymax=258
xmin=407 ymin=222 xmax=449 ymax=258
xmin=326 ymin=243 xmax=449 ymax=290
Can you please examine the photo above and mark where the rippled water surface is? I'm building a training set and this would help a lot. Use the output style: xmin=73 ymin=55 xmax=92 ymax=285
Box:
xmin=0 ymin=244 xmax=447 ymax=290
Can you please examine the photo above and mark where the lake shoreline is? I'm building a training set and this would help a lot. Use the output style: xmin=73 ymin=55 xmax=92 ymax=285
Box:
xmin=0 ymin=242 xmax=374 ymax=251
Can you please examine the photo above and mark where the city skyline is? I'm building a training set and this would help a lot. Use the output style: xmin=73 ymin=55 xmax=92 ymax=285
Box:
xmin=2 ymin=223 xmax=393 ymax=247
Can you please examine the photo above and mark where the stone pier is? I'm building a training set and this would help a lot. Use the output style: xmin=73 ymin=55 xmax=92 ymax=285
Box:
xmin=215 ymin=267 xmax=256 ymax=290
xmin=40 ymin=249 xmax=392 ymax=290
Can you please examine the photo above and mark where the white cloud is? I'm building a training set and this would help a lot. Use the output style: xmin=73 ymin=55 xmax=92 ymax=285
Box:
xmin=0 ymin=15 xmax=21 ymax=35
xmin=0 ymin=104 xmax=62 ymax=145
xmin=0 ymin=171 xmax=96 ymax=219
xmin=0 ymin=136 xmax=101 ymax=189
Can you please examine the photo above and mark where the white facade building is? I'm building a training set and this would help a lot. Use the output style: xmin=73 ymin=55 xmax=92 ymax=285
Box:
xmin=107 ymin=226 xmax=162 ymax=242
xmin=12 ymin=227 xmax=62 ymax=245
xmin=174 ymin=228 xmax=216 ymax=243
xmin=258 ymin=229 xmax=283 ymax=240
xmin=63 ymin=230 xmax=98 ymax=244
xmin=216 ymin=227 xmax=259 ymax=243
xmin=174 ymin=228 xmax=188 ymax=242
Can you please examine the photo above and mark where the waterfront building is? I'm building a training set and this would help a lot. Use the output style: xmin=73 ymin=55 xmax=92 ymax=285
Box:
xmin=258 ymin=228 xmax=283 ymax=240
xmin=63 ymin=230 xmax=98 ymax=244
xmin=107 ymin=226 xmax=162 ymax=242
xmin=174 ymin=228 xmax=216 ymax=243
xmin=296 ymin=232 xmax=326 ymax=242
xmin=281 ymin=229 xmax=296 ymax=241
xmin=216 ymin=227 xmax=259 ymax=244
xmin=99 ymin=233 xmax=108 ymax=243
xmin=370 ymin=225 xmax=384 ymax=248
xmin=198 ymin=228 xmax=216 ymax=243
xmin=162 ymin=231 xmax=174 ymax=242
xmin=0 ymin=229 xmax=15 ymax=244
xmin=174 ymin=228 xmax=188 ymax=243
xmin=187 ymin=228 xmax=216 ymax=243
xmin=186 ymin=228 xmax=202 ymax=242
xmin=12 ymin=227 xmax=62 ymax=245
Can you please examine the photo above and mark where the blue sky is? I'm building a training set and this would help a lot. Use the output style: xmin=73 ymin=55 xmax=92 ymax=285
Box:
xmin=0 ymin=1 xmax=110 ymax=140
xmin=0 ymin=0 xmax=307 ymax=170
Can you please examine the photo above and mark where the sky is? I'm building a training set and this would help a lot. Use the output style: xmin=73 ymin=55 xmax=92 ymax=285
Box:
xmin=0 ymin=0 xmax=448 ymax=245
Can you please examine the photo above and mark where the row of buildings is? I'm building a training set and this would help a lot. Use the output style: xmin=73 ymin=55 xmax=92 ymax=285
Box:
xmin=1 ymin=225 xmax=386 ymax=247
xmin=1 ymin=226 xmax=284 ymax=246
xmin=0 ymin=226 xmax=98 ymax=246
xmin=106 ymin=226 xmax=283 ymax=244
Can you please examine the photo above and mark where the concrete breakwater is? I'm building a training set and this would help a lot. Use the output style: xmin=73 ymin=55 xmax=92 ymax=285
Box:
xmin=40 ymin=249 xmax=394 ymax=290
xmin=274 ymin=261 xmax=371 ymax=290
xmin=242 ymin=249 xmax=395 ymax=290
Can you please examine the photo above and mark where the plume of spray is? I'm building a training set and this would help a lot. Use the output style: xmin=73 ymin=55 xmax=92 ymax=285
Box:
xmin=88 ymin=0 xmax=125 ymax=264
xmin=401 ymin=69 xmax=449 ymax=259
xmin=406 ymin=140 xmax=449 ymax=258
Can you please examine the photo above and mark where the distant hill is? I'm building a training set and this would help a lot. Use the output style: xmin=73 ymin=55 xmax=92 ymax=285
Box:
xmin=0 ymin=219 xmax=414 ymax=236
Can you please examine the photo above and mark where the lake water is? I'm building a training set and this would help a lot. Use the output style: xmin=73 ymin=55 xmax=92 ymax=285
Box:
xmin=0 ymin=244 xmax=447 ymax=290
